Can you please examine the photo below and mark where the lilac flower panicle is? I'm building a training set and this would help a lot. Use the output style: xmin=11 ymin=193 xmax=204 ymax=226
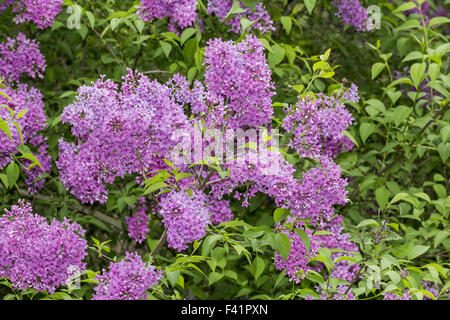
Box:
xmin=332 ymin=0 xmax=369 ymax=31
xmin=159 ymin=190 xmax=211 ymax=252
xmin=282 ymin=93 xmax=354 ymax=159
xmin=0 ymin=32 xmax=46 ymax=83
xmin=137 ymin=0 xmax=198 ymax=31
xmin=125 ymin=199 xmax=150 ymax=243
xmin=10 ymin=0 xmax=63 ymax=29
xmin=58 ymin=69 xmax=188 ymax=204
xmin=0 ymin=200 xmax=88 ymax=294
xmin=207 ymin=0 xmax=274 ymax=34
xmin=93 ymin=252 xmax=162 ymax=300
xmin=0 ymin=84 xmax=50 ymax=193
xmin=203 ymin=35 xmax=275 ymax=128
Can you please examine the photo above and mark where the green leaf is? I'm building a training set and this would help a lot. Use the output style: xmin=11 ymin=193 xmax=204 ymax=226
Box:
xmin=224 ymin=0 xmax=246 ymax=22
xmin=268 ymin=45 xmax=285 ymax=68
xmin=280 ymin=16 xmax=292 ymax=34
xmin=437 ymin=143 xmax=450 ymax=163
xmin=304 ymin=0 xmax=316 ymax=15
xmin=180 ymin=28 xmax=196 ymax=45
xmin=160 ymin=41 xmax=172 ymax=58
xmin=295 ymin=228 xmax=311 ymax=254
xmin=208 ymin=272 xmax=223 ymax=285
xmin=6 ymin=162 xmax=19 ymax=187
xmin=375 ymin=187 xmax=390 ymax=210
xmin=410 ymin=62 xmax=426 ymax=89
xmin=434 ymin=230 xmax=449 ymax=248
xmin=166 ymin=270 xmax=180 ymax=287
xmin=0 ymin=119 xmax=13 ymax=141
xmin=273 ymin=208 xmax=289 ymax=224
xmin=273 ymin=233 xmax=291 ymax=261
xmin=359 ymin=122 xmax=377 ymax=144
xmin=394 ymin=1 xmax=417 ymax=12
xmin=371 ymin=62 xmax=385 ymax=80
xmin=142 ymin=181 xmax=168 ymax=195
xmin=406 ymin=245 xmax=430 ymax=260
xmin=342 ymin=130 xmax=359 ymax=148
xmin=85 ymin=11 xmax=95 ymax=28
xmin=389 ymin=192 xmax=410 ymax=206
xmin=357 ymin=219 xmax=379 ymax=228
xmin=429 ymin=17 xmax=450 ymax=28
xmin=252 ymin=256 xmax=265 ymax=281
xmin=20 ymin=153 xmax=42 ymax=169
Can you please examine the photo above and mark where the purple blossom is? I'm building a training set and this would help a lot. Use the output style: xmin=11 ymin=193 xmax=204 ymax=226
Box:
xmin=0 ymin=84 xmax=47 ymax=174
xmin=206 ymin=196 xmax=233 ymax=225
xmin=0 ymin=200 xmax=88 ymax=294
xmin=10 ymin=0 xmax=63 ymax=29
xmin=125 ymin=199 xmax=150 ymax=243
xmin=58 ymin=69 xmax=188 ymax=204
xmin=383 ymin=289 xmax=411 ymax=300
xmin=343 ymin=83 xmax=360 ymax=103
xmin=332 ymin=0 xmax=370 ymax=31
xmin=203 ymin=35 xmax=275 ymax=128
xmin=93 ymin=252 xmax=162 ymax=300
xmin=159 ymin=190 xmax=211 ymax=252
xmin=137 ymin=0 xmax=198 ymax=31
xmin=207 ymin=0 xmax=274 ymax=34
xmin=274 ymin=224 xmax=320 ymax=283
xmin=0 ymin=32 xmax=46 ymax=83
xmin=282 ymin=93 xmax=354 ymax=159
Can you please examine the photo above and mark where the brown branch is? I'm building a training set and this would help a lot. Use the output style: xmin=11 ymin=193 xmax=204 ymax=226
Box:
xmin=17 ymin=188 xmax=123 ymax=230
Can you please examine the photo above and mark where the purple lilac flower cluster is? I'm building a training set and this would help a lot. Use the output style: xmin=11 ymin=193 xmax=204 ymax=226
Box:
xmin=159 ymin=190 xmax=211 ymax=251
xmin=93 ymin=252 xmax=162 ymax=300
xmin=0 ymin=200 xmax=88 ymax=294
xmin=57 ymin=69 xmax=188 ymax=204
xmin=273 ymin=223 xmax=320 ymax=283
xmin=207 ymin=0 xmax=274 ymax=34
xmin=383 ymin=289 xmax=412 ymax=300
xmin=4 ymin=0 xmax=63 ymax=29
xmin=282 ymin=92 xmax=355 ymax=159
xmin=203 ymin=35 xmax=275 ymax=128
xmin=0 ymin=32 xmax=46 ymax=83
xmin=125 ymin=198 xmax=151 ymax=243
xmin=137 ymin=0 xmax=198 ymax=32
xmin=0 ymin=84 xmax=51 ymax=193
xmin=332 ymin=0 xmax=370 ymax=31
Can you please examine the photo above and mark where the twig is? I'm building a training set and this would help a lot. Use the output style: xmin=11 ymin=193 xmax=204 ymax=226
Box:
xmin=17 ymin=188 xmax=123 ymax=230
xmin=151 ymin=229 xmax=167 ymax=258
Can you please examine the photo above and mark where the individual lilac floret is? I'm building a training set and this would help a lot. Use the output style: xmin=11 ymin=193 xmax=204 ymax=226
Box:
xmin=159 ymin=190 xmax=211 ymax=252
xmin=0 ymin=200 xmax=88 ymax=294
xmin=0 ymin=32 xmax=46 ymax=83
xmin=203 ymin=35 xmax=275 ymax=128
xmin=207 ymin=0 xmax=274 ymax=34
xmin=137 ymin=0 xmax=198 ymax=31
xmin=93 ymin=252 xmax=162 ymax=300
xmin=125 ymin=199 xmax=150 ymax=243
xmin=58 ymin=69 xmax=188 ymax=204
xmin=282 ymin=93 xmax=354 ymax=159
xmin=10 ymin=0 xmax=63 ymax=29
xmin=332 ymin=0 xmax=370 ymax=31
